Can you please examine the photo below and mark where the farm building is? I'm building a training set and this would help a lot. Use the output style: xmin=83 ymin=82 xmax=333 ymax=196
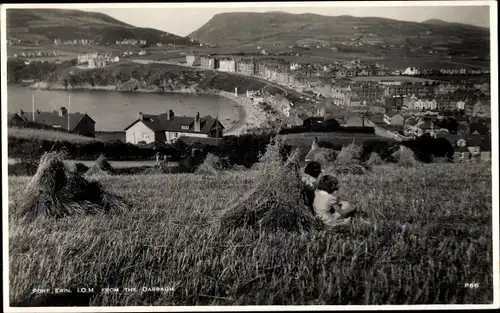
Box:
xmin=124 ymin=110 xmax=225 ymax=144
xmin=8 ymin=108 xmax=96 ymax=137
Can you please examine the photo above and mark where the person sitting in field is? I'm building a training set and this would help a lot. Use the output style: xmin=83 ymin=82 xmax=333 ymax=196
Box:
xmin=300 ymin=161 xmax=323 ymax=214
xmin=313 ymin=174 xmax=357 ymax=227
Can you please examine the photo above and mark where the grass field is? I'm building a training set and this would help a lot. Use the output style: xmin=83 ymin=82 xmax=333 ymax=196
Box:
xmin=8 ymin=127 xmax=101 ymax=143
xmin=7 ymin=162 xmax=493 ymax=306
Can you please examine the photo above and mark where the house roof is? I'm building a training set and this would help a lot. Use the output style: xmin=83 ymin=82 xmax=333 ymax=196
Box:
xmin=405 ymin=117 xmax=419 ymax=126
xmin=303 ymin=116 xmax=325 ymax=123
xmin=14 ymin=111 xmax=94 ymax=131
xmin=345 ymin=111 xmax=364 ymax=120
xmin=124 ymin=113 xmax=224 ymax=134
xmin=416 ymin=121 xmax=431 ymax=129
xmin=368 ymin=113 xmax=385 ymax=124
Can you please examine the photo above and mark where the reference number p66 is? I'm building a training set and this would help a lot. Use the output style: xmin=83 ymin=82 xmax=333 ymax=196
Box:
xmin=464 ymin=283 xmax=480 ymax=288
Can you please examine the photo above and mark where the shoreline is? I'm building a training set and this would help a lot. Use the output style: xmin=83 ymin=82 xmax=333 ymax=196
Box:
xmin=22 ymin=82 xmax=266 ymax=135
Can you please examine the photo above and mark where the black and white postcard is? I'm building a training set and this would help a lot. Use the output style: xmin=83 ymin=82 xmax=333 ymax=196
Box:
xmin=1 ymin=1 xmax=498 ymax=311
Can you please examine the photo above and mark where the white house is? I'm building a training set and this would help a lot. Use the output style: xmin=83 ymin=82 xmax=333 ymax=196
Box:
xmin=403 ymin=67 xmax=420 ymax=76
xmin=186 ymin=54 xmax=198 ymax=66
xmin=218 ymin=60 xmax=236 ymax=72
xmin=124 ymin=110 xmax=225 ymax=144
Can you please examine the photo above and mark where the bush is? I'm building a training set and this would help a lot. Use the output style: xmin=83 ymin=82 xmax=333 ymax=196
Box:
xmin=8 ymin=137 xmax=158 ymax=161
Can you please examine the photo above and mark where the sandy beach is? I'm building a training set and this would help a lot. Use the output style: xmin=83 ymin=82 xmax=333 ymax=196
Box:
xmin=217 ymin=91 xmax=269 ymax=136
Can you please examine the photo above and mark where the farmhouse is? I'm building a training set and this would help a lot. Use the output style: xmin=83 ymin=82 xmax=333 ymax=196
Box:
xmin=124 ymin=110 xmax=225 ymax=144
xmin=8 ymin=108 xmax=96 ymax=137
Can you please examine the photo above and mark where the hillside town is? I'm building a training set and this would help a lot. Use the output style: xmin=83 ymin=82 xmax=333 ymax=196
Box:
xmin=178 ymin=53 xmax=491 ymax=157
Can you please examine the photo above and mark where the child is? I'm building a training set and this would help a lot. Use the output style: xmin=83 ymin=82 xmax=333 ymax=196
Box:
xmin=313 ymin=174 xmax=356 ymax=227
xmin=301 ymin=161 xmax=323 ymax=214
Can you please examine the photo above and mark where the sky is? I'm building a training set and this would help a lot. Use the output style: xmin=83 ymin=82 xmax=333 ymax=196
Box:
xmin=82 ymin=3 xmax=491 ymax=37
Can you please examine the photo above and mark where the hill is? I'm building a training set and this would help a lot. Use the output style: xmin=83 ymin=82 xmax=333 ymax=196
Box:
xmin=188 ymin=12 xmax=489 ymax=54
xmin=6 ymin=9 xmax=195 ymax=46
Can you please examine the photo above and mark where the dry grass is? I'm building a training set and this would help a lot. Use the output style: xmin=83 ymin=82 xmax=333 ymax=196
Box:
xmin=7 ymin=160 xmax=493 ymax=305
xmin=8 ymin=127 xmax=101 ymax=143
xmin=12 ymin=152 xmax=127 ymax=220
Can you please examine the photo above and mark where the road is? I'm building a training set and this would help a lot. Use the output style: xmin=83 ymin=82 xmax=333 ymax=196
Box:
xmin=130 ymin=58 xmax=326 ymax=104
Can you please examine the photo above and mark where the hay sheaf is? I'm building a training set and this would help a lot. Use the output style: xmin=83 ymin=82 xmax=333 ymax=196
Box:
xmin=332 ymin=143 xmax=371 ymax=175
xmin=85 ymin=154 xmax=114 ymax=176
xmin=219 ymin=138 xmax=323 ymax=233
xmin=15 ymin=152 xmax=127 ymax=220
xmin=195 ymin=153 xmax=223 ymax=176
xmin=393 ymin=146 xmax=419 ymax=168
xmin=366 ymin=152 xmax=385 ymax=166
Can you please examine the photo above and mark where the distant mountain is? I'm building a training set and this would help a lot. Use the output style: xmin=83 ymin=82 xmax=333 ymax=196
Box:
xmin=422 ymin=19 xmax=451 ymax=25
xmin=6 ymin=9 xmax=195 ymax=45
xmin=189 ymin=11 xmax=489 ymax=51
xmin=421 ymin=18 xmax=487 ymax=29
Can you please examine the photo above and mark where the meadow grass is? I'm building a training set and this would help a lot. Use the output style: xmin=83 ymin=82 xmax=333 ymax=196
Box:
xmin=8 ymin=163 xmax=493 ymax=306
xmin=8 ymin=127 xmax=101 ymax=144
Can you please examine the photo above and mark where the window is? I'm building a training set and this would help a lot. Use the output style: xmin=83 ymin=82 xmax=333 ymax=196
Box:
xmin=181 ymin=125 xmax=189 ymax=130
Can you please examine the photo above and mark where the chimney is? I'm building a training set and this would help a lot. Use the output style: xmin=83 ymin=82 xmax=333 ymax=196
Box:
xmin=138 ymin=112 xmax=144 ymax=121
xmin=194 ymin=112 xmax=201 ymax=132
xmin=59 ymin=107 xmax=67 ymax=116
xmin=168 ymin=109 xmax=175 ymax=120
